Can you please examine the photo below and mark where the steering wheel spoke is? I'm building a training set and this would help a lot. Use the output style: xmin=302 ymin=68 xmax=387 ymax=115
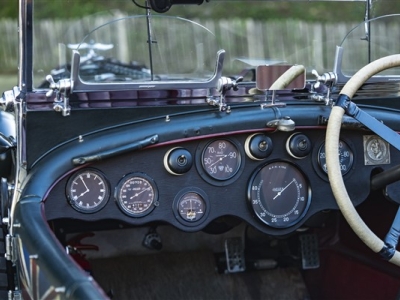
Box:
xmin=326 ymin=54 xmax=400 ymax=266
xmin=336 ymin=96 xmax=400 ymax=152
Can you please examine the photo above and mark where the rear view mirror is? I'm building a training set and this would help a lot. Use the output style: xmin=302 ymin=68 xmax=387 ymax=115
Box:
xmin=256 ymin=65 xmax=306 ymax=91
xmin=149 ymin=0 xmax=205 ymax=13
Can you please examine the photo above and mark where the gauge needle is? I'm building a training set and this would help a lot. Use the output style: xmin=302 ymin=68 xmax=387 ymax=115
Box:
xmin=130 ymin=187 xmax=151 ymax=199
xmin=209 ymin=155 xmax=227 ymax=167
xmin=273 ymin=179 xmax=295 ymax=200
xmin=78 ymin=176 xmax=90 ymax=197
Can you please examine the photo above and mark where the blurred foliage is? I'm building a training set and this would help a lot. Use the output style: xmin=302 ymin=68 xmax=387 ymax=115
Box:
xmin=1 ymin=0 xmax=400 ymax=22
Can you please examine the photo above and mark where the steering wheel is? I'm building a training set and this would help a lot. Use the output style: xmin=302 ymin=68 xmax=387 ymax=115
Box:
xmin=326 ymin=54 xmax=400 ymax=266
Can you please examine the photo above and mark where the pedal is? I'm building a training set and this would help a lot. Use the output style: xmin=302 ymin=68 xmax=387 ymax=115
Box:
xmin=299 ymin=234 xmax=320 ymax=269
xmin=224 ymin=237 xmax=245 ymax=273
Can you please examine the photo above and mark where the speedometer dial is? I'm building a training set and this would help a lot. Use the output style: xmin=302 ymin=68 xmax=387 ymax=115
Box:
xmin=115 ymin=173 xmax=158 ymax=217
xmin=201 ymin=139 xmax=241 ymax=181
xmin=248 ymin=161 xmax=311 ymax=228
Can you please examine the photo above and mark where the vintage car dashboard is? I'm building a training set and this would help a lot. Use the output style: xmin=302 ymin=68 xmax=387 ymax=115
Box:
xmin=37 ymin=101 xmax=400 ymax=237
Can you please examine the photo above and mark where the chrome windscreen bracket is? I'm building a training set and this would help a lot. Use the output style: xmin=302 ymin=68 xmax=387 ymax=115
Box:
xmin=46 ymin=75 xmax=71 ymax=117
xmin=207 ymin=76 xmax=243 ymax=111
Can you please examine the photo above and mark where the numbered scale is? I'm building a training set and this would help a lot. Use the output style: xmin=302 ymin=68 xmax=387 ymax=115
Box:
xmin=248 ymin=161 xmax=311 ymax=228
xmin=317 ymin=140 xmax=353 ymax=175
xmin=201 ymin=139 xmax=241 ymax=181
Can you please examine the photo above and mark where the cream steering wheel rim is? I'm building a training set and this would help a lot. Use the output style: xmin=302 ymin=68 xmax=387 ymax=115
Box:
xmin=326 ymin=54 xmax=400 ymax=266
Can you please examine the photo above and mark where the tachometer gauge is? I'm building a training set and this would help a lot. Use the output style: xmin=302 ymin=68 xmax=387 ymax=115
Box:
xmin=318 ymin=140 xmax=353 ymax=175
xmin=201 ymin=139 xmax=241 ymax=181
xmin=66 ymin=168 xmax=110 ymax=213
xmin=248 ymin=161 xmax=311 ymax=228
xmin=115 ymin=173 xmax=158 ymax=217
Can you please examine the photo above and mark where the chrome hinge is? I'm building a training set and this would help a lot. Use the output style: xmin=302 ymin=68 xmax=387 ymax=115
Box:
xmin=46 ymin=75 xmax=71 ymax=117
xmin=1 ymin=87 xmax=20 ymax=112
xmin=8 ymin=290 xmax=22 ymax=300
xmin=5 ymin=234 xmax=16 ymax=263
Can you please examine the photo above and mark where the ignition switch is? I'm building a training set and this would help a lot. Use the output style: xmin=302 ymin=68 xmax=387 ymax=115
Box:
xmin=286 ymin=133 xmax=312 ymax=159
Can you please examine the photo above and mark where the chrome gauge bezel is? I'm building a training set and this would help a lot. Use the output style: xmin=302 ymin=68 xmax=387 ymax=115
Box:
xmin=115 ymin=172 xmax=159 ymax=217
xmin=247 ymin=161 xmax=311 ymax=229
xmin=173 ymin=187 xmax=210 ymax=226
xmin=314 ymin=138 xmax=355 ymax=179
xmin=66 ymin=168 xmax=110 ymax=214
xmin=196 ymin=138 xmax=244 ymax=186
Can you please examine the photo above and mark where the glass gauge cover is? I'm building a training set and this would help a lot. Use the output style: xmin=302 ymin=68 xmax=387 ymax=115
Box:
xmin=318 ymin=140 xmax=353 ymax=175
xmin=66 ymin=169 xmax=110 ymax=213
xmin=115 ymin=173 xmax=158 ymax=217
xmin=173 ymin=187 xmax=209 ymax=226
xmin=177 ymin=192 xmax=206 ymax=222
xmin=201 ymin=139 xmax=241 ymax=180
xmin=248 ymin=161 xmax=311 ymax=228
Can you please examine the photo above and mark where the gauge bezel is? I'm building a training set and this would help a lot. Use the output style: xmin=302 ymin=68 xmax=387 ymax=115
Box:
xmin=247 ymin=160 xmax=311 ymax=229
xmin=196 ymin=138 xmax=244 ymax=186
xmin=173 ymin=187 xmax=210 ymax=226
xmin=66 ymin=168 xmax=110 ymax=214
xmin=244 ymin=133 xmax=273 ymax=161
xmin=115 ymin=172 xmax=159 ymax=217
xmin=313 ymin=137 xmax=355 ymax=180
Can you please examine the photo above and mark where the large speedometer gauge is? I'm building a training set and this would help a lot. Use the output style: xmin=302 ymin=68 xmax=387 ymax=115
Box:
xmin=201 ymin=139 xmax=241 ymax=181
xmin=248 ymin=161 xmax=311 ymax=228
xmin=115 ymin=173 xmax=158 ymax=217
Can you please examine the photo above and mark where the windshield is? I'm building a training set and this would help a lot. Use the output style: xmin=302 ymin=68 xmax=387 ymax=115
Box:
xmin=339 ymin=14 xmax=400 ymax=76
xmin=30 ymin=0 xmax=400 ymax=91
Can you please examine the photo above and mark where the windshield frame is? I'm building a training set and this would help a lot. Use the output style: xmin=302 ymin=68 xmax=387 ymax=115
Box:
xmin=21 ymin=0 xmax=400 ymax=96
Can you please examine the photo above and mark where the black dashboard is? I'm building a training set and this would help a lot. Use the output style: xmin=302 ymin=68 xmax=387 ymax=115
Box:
xmin=44 ymin=125 xmax=385 ymax=236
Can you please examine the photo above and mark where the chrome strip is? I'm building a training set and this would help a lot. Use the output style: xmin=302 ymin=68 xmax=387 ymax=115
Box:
xmin=18 ymin=0 xmax=24 ymax=90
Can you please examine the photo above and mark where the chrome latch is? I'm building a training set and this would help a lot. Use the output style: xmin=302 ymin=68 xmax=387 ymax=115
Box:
xmin=5 ymin=234 xmax=16 ymax=263
xmin=46 ymin=75 xmax=71 ymax=117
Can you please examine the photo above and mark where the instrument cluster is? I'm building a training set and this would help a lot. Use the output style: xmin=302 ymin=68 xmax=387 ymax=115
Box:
xmin=51 ymin=129 xmax=365 ymax=235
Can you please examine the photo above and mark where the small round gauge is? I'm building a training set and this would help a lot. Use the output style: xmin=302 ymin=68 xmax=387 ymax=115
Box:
xmin=115 ymin=173 xmax=158 ymax=217
xmin=66 ymin=168 xmax=110 ymax=213
xmin=318 ymin=140 xmax=353 ymax=175
xmin=173 ymin=187 xmax=209 ymax=226
xmin=201 ymin=139 xmax=241 ymax=181
xmin=177 ymin=192 xmax=206 ymax=222
xmin=248 ymin=161 xmax=311 ymax=228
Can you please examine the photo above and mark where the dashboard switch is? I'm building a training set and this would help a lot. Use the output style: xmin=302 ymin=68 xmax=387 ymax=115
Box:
xmin=286 ymin=133 xmax=312 ymax=159
xmin=164 ymin=147 xmax=193 ymax=175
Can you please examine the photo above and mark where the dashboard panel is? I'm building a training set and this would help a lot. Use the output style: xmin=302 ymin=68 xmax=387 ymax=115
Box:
xmin=44 ymin=128 xmax=386 ymax=236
